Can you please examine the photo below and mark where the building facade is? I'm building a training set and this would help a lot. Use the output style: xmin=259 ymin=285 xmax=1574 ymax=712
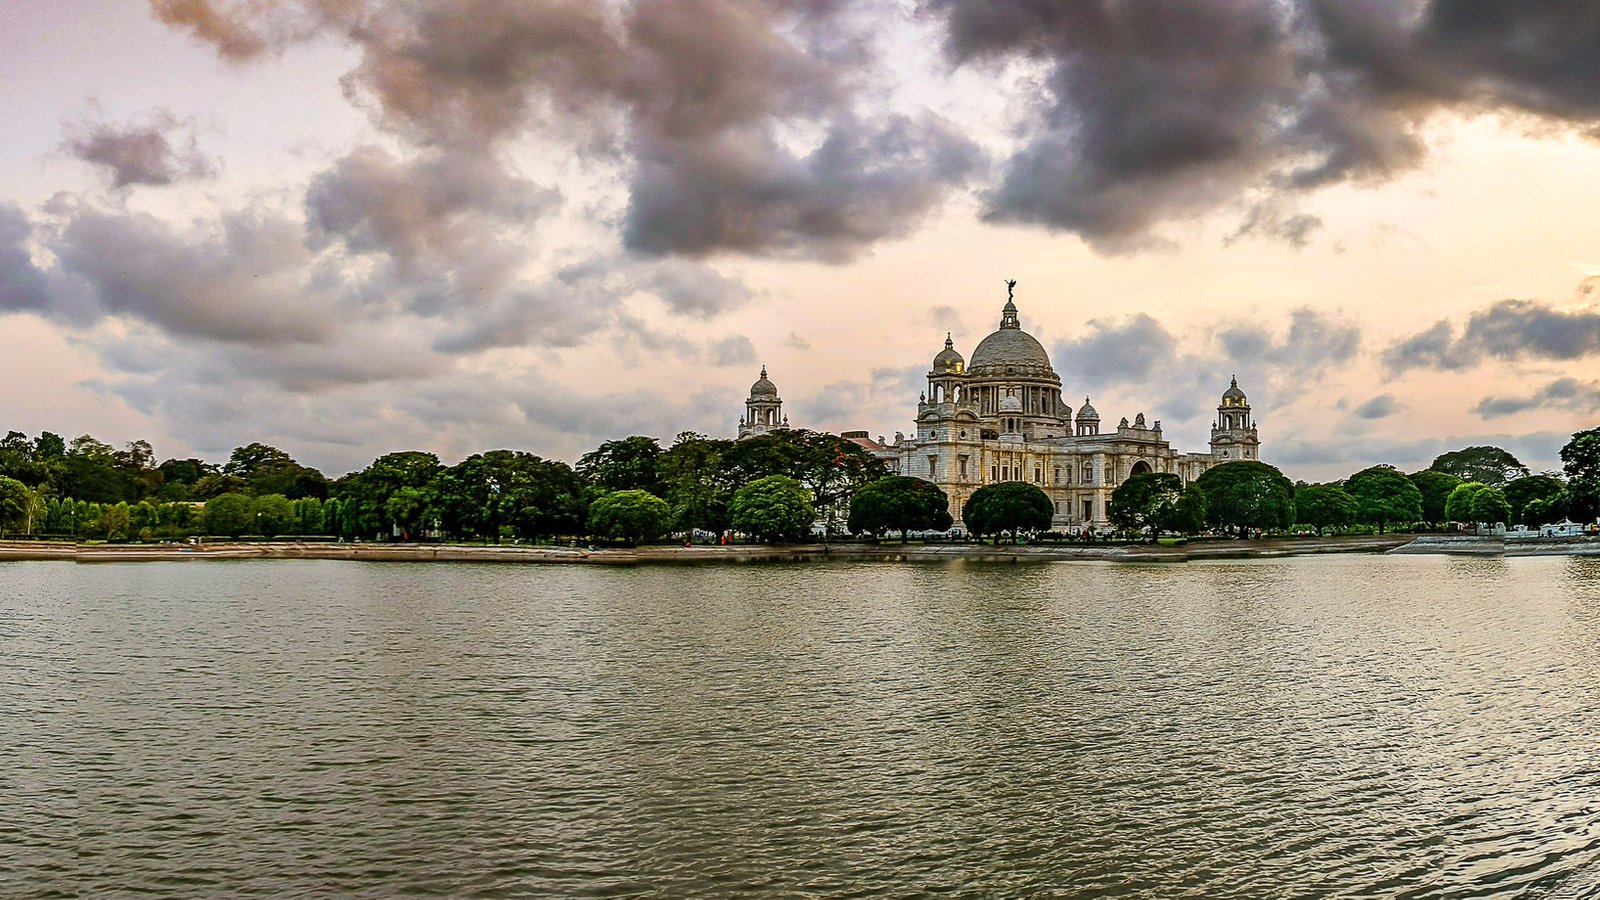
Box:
xmin=736 ymin=292 xmax=1261 ymax=531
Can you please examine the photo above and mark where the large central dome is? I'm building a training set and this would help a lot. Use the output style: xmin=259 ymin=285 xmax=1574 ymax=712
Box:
xmin=968 ymin=298 xmax=1056 ymax=377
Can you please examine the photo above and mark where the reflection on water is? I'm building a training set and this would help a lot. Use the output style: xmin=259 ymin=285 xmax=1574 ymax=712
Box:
xmin=2 ymin=556 xmax=1598 ymax=896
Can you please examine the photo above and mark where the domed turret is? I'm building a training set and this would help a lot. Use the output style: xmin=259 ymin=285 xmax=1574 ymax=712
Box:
xmin=739 ymin=366 xmax=784 ymax=439
xmin=999 ymin=393 xmax=1023 ymax=413
xmin=932 ymin=333 xmax=965 ymax=374
xmin=1075 ymin=396 xmax=1100 ymax=436
xmin=1221 ymin=375 xmax=1247 ymax=406
xmin=749 ymin=366 xmax=778 ymax=399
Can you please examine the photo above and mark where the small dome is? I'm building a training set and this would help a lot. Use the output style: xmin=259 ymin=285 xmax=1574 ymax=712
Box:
xmin=749 ymin=366 xmax=778 ymax=399
xmin=932 ymin=333 xmax=965 ymax=374
xmin=999 ymin=393 xmax=1023 ymax=413
xmin=1075 ymin=397 xmax=1099 ymax=422
xmin=1222 ymin=375 xmax=1247 ymax=404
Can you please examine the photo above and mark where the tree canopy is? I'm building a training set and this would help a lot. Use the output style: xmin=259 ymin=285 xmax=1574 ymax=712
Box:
xmin=1560 ymin=428 xmax=1600 ymax=521
xmin=1194 ymin=461 xmax=1295 ymax=535
xmin=1295 ymin=483 xmax=1358 ymax=535
xmin=1344 ymin=465 xmax=1423 ymax=533
xmin=587 ymin=490 xmax=671 ymax=545
xmin=847 ymin=476 xmax=952 ymax=540
xmin=1503 ymin=475 xmax=1565 ymax=524
xmin=1108 ymin=471 xmax=1183 ymax=539
xmin=962 ymin=482 xmax=1052 ymax=541
xmin=730 ymin=476 xmax=815 ymax=542
xmin=1429 ymin=446 xmax=1530 ymax=487
xmin=1408 ymin=470 xmax=1463 ymax=525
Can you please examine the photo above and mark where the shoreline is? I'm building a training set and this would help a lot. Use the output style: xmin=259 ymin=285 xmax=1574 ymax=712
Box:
xmin=2 ymin=534 xmax=1593 ymax=564
xmin=0 ymin=534 xmax=1412 ymax=564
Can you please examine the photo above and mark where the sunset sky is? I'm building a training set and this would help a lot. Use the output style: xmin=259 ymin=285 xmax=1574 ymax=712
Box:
xmin=2 ymin=1 xmax=1598 ymax=480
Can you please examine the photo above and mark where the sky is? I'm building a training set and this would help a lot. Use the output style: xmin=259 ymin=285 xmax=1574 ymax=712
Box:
xmin=2 ymin=0 xmax=1598 ymax=481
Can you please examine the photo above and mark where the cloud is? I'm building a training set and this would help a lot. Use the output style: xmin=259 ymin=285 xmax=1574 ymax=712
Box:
xmin=639 ymin=259 xmax=755 ymax=318
xmin=1225 ymin=203 xmax=1323 ymax=248
xmin=64 ymin=109 xmax=217 ymax=189
xmin=1474 ymin=377 xmax=1600 ymax=419
xmin=924 ymin=0 xmax=1600 ymax=250
xmin=1353 ymin=392 xmax=1401 ymax=419
xmin=48 ymin=205 xmax=340 ymax=344
xmin=1053 ymin=313 xmax=1177 ymax=384
xmin=783 ymin=332 xmax=811 ymax=350
xmin=0 ymin=204 xmax=50 ymax=312
xmin=1218 ymin=307 xmax=1362 ymax=368
xmin=1385 ymin=295 xmax=1600 ymax=372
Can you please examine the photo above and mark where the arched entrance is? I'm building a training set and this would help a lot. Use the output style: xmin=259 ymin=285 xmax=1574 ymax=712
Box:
xmin=1128 ymin=460 xmax=1153 ymax=481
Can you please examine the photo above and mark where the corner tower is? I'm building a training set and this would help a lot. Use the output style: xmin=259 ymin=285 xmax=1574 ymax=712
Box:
xmin=739 ymin=366 xmax=786 ymax=439
xmin=1209 ymin=376 xmax=1260 ymax=461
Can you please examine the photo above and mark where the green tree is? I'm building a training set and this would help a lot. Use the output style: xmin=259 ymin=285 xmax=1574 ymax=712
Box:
xmin=847 ymin=476 xmax=952 ymax=541
xmin=659 ymin=432 xmax=735 ymax=533
xmin=1108 ymin=471 xmax=1183 ymax=539
xmin=61 ymin=435 xmax=129 ymax=503
xmin=253 ymin=494 xmax=295 ymax=537
xmin=962 ymin=482 xmax=1053 ymax=542
xmin=1429 ymin=446 xmax=1530 ymax=487
xmin=0 ymin=476 xmax=32 ymax=537
xmin=1408 ymin=470 xmax=1464 ymax=525
xmin=1559 ymin=428 xmax=1600 ymax=521
xmin=1470 ymin=486 xmax=1512 ymax=526
xmin=587 ymin=490 xmax=671 ymax=545
xmin=730 ymin=476 xmax=815 ymax=543
xmin=384 ymin=487 xmax=433 ymax=537
xmin=1521 ymin=497 xmax=1558 ymax=526
xmin=722 ymin=430 xmax=887 ymax=537
xmin=1295 ymin=483 xmax=1358 ymax=536
xmin=1344 ymin=465 xmax=1423 ymax=534
xmin=202 ymin=493 xmax=255 ymax=538
xmin=578 ymin=436 xmax=666 ymax=496
xmin=1502 ymin=474 xmax=1565 ymax=525
xmin=96 ymin=502 xmax=132 ymax=541
xmin=1444 ymin=482 xmax=1489 ymax=524
xmin=1194 ymin=461 xmax=1296 ymax=536
xmin=1163 ymin=483 xmax=1208 ymax=536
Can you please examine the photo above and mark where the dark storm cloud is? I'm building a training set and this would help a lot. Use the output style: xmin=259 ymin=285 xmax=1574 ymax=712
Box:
xmin=64 ymin=110 xmax=217 ymax=189
xmin=1353 ymin=392 xmax=1401 ymax=419
xmin=152 ymin=0 xmax=980 ymax=262
xmin=924 ymin=0 xmax=1600 ymax=250
xmin=1385 ymin=296 xmax=1600 ymax=372
xmin=1474 ymin=377 xmax=1600 ymax=419
xmin=0 ymin=204 xmax=50 ymax=311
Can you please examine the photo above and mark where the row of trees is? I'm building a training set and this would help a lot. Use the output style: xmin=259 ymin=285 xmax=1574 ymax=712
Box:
xmin=3 ymin=425 xmax=1596 ymax=544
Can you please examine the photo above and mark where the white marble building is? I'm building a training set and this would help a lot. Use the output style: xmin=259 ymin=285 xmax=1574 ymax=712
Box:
xmin=736 ymin=291 xmax=1261 ymax=531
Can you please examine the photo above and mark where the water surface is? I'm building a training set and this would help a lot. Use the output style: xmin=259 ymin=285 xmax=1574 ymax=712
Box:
xmin=3 ymin=556 xmax=1599 ymax=896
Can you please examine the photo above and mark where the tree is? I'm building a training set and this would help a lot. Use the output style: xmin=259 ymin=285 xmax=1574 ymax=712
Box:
xmin=436 ymin=450 xmax=587 ymax=543
xmin=962 ymin=482 xmax=1052 ymax=542
xmin=659 ymin=432 xmax=735 ymax=534
xmin=202 ymin=493 xmax=255 ymax=538
xmin=587 ymin=490 xmax=671 ymax=545
xmin=1470 ymin=485 xmax=1511 ymax=527
xmin=1444 ymin=482 xmax=1490 ymax=524
xmin=253 ymin=494 xmax=295 ymax=537
xmin=384 ymin=487 xmax=433 ymax=537
xmin=1522 ymin=497 xmax=1558 ymax=526
xmin=1429 ymin=446 xmax=1530 ymax=487
xmin=730 ymin=476 xmax=815 ymax=542
xmin=1295 ymin=484 xmax=1358 ymax=536
xmin=847 ymin=476 xmax=952 ymax=541
xmin=1344 ymin=465 xmax=1423 ymax=534
xmin=61 ymin=435 xmax=130 ymax=503
xmin=1163 ymin=483 xmax=1208 ymax=536
xmin=722 ymin=430 xmax=887 ymax=537
xmin=1502 ymin=474 xmax=1565 ymax=525
xmin=578 ymin=437 xmax=665 ymax=495
xmin=96 ymin=502 xmax=132 ymax=541
xmin=1560 ymin=428 xmax=1600 ymax=521
xmin=0 ymin=476 xmax=31 ymax=537
xmin=1408 ymin=470 xmax=1464 ymax=525
xmin=1194 ymin=461 xmax=1295 ymax=536
xmin=1108 ymin=471 xmax=1183 ymax=539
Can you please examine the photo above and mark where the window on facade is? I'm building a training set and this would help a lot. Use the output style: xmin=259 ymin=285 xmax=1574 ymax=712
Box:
xmin=990 ymin=464 xmax=997 ymax=482
xmin=1083 ymin=499 xmax=1093 ymax=521
xmin=1082 ymin=464 xmax=1093 ymax=483
xmin=929 ymin=455 xmax=938 ymax=476
xmin=1053 ymin=466 xmax=1061 ymax=484
xmin=1034 ymin=466 xmax=1042 ymax=483
xmin=959 ymin=456 xmax=968 ymax=478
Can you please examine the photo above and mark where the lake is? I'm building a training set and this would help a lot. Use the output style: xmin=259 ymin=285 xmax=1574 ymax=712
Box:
xmin=3 ymin=555 xmax=1598 ymax=897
